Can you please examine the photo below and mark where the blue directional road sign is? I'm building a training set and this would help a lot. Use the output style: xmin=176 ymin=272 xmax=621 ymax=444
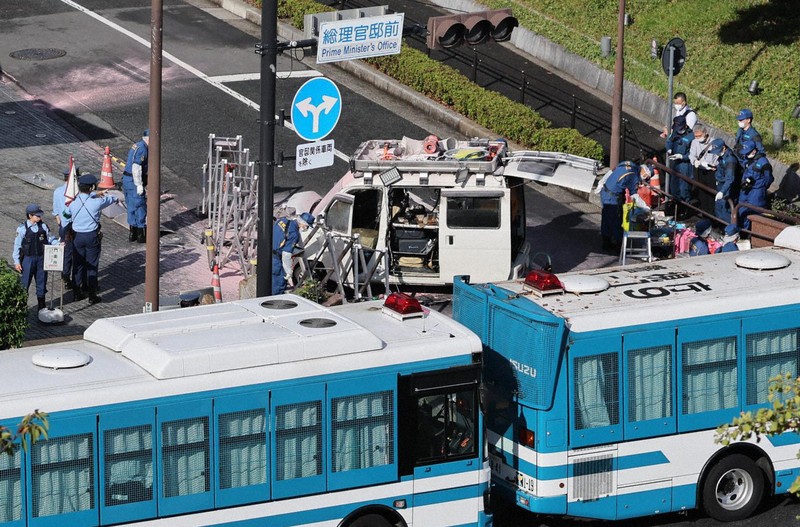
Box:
xmin=291 ymin=77 xmax=342 ymax=142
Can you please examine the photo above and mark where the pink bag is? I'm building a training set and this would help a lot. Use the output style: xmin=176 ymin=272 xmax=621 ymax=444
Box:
xmin=674 ymin=229 xmax=696 ymax=255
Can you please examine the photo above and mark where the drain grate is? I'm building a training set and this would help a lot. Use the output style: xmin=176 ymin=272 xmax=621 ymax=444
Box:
xmin=10 ymin=48 xmax=67 ymax=61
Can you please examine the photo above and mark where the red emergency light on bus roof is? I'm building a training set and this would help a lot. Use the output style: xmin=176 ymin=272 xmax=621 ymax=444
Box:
xmin=523 ymin=269 xmax=563 ymax=296
xmin=383 ymin=292 xmax=425 ymax=320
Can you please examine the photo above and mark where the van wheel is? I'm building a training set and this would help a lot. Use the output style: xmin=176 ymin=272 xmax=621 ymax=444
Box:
xmin=350 ymin=513 xmax=393 ymax=527
xmin=702 ymin=454 xmax=764 ymax=521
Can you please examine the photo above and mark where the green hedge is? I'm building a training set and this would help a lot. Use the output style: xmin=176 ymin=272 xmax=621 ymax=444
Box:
xmin=261 ymin=0 xmax=605 ymax=160
xmin=0 ymin=261 xmax=28 ymax=350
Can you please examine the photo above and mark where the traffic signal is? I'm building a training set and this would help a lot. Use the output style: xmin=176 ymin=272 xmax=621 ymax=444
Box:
xmin=426 ymin=9 xmax=518 ymax=50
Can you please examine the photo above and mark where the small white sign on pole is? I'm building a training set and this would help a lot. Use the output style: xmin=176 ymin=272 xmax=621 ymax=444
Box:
xmin=296 ymin=140 xmax=335 ymax=172
xmin=44 ymin=245 xmax=64 ymax=272
xmin=317 ymin=13 xmax=404 ymax=64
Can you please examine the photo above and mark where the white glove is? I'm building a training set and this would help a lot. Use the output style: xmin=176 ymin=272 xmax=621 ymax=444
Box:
xmin=701 ymin=161 xmax=713 ymax=170
xmin=136 ymin=185 xmax=144 ymax=196
xmin=715 ymin=192 xmax=724 ymax=201
xmin=668 ymin=153 xmax=682 ymax=161
xmin=693 ymin=159 xmax=701 ymax=168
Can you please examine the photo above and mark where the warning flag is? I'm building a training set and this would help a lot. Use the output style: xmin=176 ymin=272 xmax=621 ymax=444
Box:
xmin=64 ymin=156 xmax=79 ymax=205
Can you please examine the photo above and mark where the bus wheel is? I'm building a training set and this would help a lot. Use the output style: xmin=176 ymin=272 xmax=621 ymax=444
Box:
xmin=350 ymin=513 xmax=393 ymax=527
xmin=702 ymin=454 xmax=764 ymax=521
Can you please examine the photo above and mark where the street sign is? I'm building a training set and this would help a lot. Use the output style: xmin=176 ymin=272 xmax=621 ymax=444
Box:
xmin=662 ymin=37 xmax=686 ymax=77
xmin=296 ymin=140 xmax=335 ymax=171
xmin=291 ymin=77 xmax=342 ymax=142
xmin=316 ymin=13 xmax=404 ymax=64
xmin=44 ymin=245 xmax=64 ymax=272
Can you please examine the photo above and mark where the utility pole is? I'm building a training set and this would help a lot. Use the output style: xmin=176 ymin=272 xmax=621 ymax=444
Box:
xmin=144 ymin=0 xmax=163 ymax=311
xmin=609 ymin=0 xmax=625 ymax=168
xmin=256 ymin=0 xmax=278 ymax=297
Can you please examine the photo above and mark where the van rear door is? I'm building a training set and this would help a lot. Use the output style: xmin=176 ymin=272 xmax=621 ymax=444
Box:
xmin=439 ymin=189 xmax=509 ymax=283
xmin=503 ymin=151 xmax=598 ymax=193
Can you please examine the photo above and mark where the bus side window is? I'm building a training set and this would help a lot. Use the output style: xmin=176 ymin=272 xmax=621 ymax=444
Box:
xmin=414 ymin=391 xmax=476 ymax=462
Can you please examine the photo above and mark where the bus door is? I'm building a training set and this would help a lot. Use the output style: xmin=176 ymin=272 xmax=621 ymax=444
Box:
xmin=439 ymin=189 xmax=509 ymax=283
xmin=398 ymin=366 xmax=482 ymax=527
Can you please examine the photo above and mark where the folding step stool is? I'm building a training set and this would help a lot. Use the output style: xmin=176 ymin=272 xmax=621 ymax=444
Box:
xmin=619 ymin=230 xmax=653 ymax=265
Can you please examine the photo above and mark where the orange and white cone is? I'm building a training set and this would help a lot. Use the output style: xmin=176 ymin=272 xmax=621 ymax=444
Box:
xmin=98 ymin=146 xmax=115 ymax=189
xmin=211 ymin=263 xmax=222 ymax=303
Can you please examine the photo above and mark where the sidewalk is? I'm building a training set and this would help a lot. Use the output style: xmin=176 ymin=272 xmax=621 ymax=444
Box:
xmin=0 ymin=75 xmax=242 ymax=345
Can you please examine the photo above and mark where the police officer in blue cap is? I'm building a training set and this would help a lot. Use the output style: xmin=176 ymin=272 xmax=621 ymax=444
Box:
xmin=12 ymin=204 xmax=59 ymax=312
xmin=689 ymin=218 xmax=712 ymax=256
xmin=734 ymin=109 xmax=764 ymax=162
xmin=737 ymin=140 xmax=773 ymax=231
xmin=123 ymin=129 xmax=149 ymax=243
xmin=63 ymin=173 xmax=120 ymax=303
xmin=272 ymin=212 xmax=314 ymax=294
xmin=707 ymin=139 xmax=737 ymax=224
xmin=719 ymin=224 xmax=740 ymax=253
xmin=665 ymin=115 xmax=695 ymax=207
xmin=599 ymin=161 xmax=652 ymax=252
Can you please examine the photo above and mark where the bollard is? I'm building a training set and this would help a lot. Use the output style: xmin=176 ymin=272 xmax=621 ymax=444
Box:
xmin=773 ymin=119 xmax=784 ymax=147
xmin=600 ymin=36 xmax=612 ymax=58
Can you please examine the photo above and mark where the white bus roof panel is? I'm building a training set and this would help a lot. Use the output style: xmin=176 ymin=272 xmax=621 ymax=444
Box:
xmin=489 ymin=245 xmax=800 ymax=334
xmin=85 ymin=295 xmax=383 ymax=379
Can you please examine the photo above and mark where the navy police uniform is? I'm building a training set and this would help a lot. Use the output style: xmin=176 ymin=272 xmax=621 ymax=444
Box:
xmin=64 ymin=174 xmax=120 ymax=303
xmin=665 ymin=115 xmax=694 ymax=203
xmin=599 ymin=161 xmax=641 ymax=250
xmin=123 ymin=129 xmax=149 ymax=242
xmin=272 ymin=216 xmax=301 ymax=295
xmin=12 ymin=204 xmax=57 ymax=309
xmin=708 ymin=140 xmax=738 ymax=224
xmin=737 ymin=141 xmax=773 ymax=231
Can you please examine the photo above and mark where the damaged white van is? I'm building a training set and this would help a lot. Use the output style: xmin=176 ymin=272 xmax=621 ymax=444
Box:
xmin=290 ymin=136 xmax=598 ymax=287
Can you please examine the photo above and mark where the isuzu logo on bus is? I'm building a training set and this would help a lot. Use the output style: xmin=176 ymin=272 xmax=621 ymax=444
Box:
xmin=510 ymin=359 xmax=537 ymax=378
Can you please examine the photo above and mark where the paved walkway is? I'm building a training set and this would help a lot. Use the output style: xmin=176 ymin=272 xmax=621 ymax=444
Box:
xmin=0 ymin=75 xmax=243 ymax=345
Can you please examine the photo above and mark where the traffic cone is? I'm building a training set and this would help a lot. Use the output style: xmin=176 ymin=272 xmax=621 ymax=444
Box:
xmin=98 ymin=146 xmax=115 ymax=189
xmin=211 ymin=263 xmax=222 ymax=303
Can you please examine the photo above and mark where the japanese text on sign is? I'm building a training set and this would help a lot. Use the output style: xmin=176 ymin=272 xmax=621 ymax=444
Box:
xmin=296 ymin=140 xmax=335 ymax=172
xmin=317 ymin=13 xmax=404 ymax=64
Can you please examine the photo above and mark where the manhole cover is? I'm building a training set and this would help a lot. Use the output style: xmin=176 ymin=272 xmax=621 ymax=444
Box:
xmin=10 ymin=48 xmax=67 ymax=61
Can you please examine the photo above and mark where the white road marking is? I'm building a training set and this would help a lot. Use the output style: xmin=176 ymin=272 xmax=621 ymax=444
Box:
xmin=56 ymin=0 xmax=348 ymax=161
xmin=209 ymin=71 xmax=324 ymax=83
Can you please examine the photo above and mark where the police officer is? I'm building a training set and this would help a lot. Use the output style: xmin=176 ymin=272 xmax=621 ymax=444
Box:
xmin=64 ymin=174 xmax=120 ymax=303
xmin=688 ymin=219 xmax=712 ymax=256
xmin=737 ymin=140 xmax=774 ymax=231
xmin=734 ymin=109 xmax=764 ymax=159
xmin=660 ymin=92 xmax=697 ymax=137
xmin=12 ymin=204 xmax=59 ymax=312
xmin=707 ymin=139 xmax=738 ymax=224
xmin=271 ymin=212 xmax=314 ymax=295
xmin=52 ymin=165 xmax=78 ymax=289
xmin=719 ymin=224 xmax=740 ymax=253
xmin=665 ymin=115 xmax=695 ymax=207
xmin=599 ymin=161 xmax=651 ymax=252
xmin=123 ymin=129 xmax=149 ymax=243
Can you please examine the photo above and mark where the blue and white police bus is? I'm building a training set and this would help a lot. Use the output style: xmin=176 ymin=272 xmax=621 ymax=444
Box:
xmin=453 ymin=226 xmax=800 ymax=522
xmin=0 ymin=294 xmax=491 ymax=527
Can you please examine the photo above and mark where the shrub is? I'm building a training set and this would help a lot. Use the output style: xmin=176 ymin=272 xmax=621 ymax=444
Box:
xmin=0 ymin=260 xmax=28 ymax=350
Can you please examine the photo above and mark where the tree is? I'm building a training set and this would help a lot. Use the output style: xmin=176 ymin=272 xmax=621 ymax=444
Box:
xmin=715 ymin=373 xmax=800 ymax=495
xmin=1 ymin=410 xmax=49 ymax=456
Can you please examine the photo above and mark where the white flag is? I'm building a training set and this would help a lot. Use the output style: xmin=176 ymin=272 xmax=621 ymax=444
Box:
xmin=64 ymin=156 xmax=79 ymax=205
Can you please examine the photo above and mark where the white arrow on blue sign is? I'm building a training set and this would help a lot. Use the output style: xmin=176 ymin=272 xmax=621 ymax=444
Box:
xmin=291 ymin=77 xmax=342 ymax=142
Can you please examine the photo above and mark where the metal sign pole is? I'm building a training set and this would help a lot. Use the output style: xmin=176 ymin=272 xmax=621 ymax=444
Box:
xmin=664 ymin=45 xmax=675 ymax=195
